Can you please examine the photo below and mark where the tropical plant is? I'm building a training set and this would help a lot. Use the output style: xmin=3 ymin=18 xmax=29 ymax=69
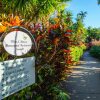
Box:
xmin=90 ymin=45 xmax=100 ymax=59
xmin=87 ymin=27 xmax=100 ymax=41
xmin=72 ymin=14 xmax=87 ymax=45
xmin=1 ymin=0 xmax=71 ymax=20
xmin=0 ymin=1 xmax=88 ymax=99
xmin=77 ymin=11 xmax=87 ymax=22
xmin=98 ymin=0 xmax=100 ymax=4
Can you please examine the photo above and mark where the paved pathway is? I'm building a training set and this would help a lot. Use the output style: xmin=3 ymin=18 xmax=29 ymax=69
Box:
xmin=62 ymin=51 xmax=100 ymax=100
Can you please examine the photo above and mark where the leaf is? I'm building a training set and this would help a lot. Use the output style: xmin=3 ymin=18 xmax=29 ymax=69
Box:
xmin=38 ymin=75 xmax=43 ymax=83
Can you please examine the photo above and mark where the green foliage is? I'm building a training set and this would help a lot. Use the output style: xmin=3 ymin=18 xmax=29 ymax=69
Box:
xmin=0 ymin=2 xmax=88 ymax=99
xmin=70 ymin=45 xmax=86 ymax=62
xmin=48 ymin=85 xmax=70 ymax=100
xmin=71 ymin=12 xmax=87 ymax=44
xmin=77 ymin=11 xmax=87 ymax=22
xmin=1 ymin=0 xmax=71 ymax=20
xmin=0 ymin=52 xmax=35 ymax=62
xmin=87 ymin=27 xmax=100 ymax=41
xmin=90 ymin=46 xmax=100 ymax=59
xmin=37 ymin=64 xmax=54 ymax=83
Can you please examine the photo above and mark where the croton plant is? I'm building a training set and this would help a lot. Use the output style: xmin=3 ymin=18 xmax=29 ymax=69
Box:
xmin=0 ymin=13 xmax=86 ymax=100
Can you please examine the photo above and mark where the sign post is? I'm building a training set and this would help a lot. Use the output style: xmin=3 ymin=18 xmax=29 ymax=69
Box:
xmin=0 ymin=26 xmax=37 ymax=100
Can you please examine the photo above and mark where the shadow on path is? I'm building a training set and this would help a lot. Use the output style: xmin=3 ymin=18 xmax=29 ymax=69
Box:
xmin=62 ymin=51 xmax=100 ymax=100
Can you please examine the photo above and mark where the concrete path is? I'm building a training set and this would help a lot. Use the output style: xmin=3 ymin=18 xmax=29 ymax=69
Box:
xmin=62 ymin=51 xmax=100 ymax=100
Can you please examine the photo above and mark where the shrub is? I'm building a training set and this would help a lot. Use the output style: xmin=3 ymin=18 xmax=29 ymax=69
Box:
xmin=0 ymin=11 xmax=87 ymax=99
xmin=90 ymin=46 xmax=100 ymax=59
xmin=69 ymin=44 xmax=86 ymax=64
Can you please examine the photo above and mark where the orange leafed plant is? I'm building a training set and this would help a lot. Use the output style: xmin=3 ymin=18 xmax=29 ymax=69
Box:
xmin=10 ymin=16 xmax=21 ymax=26
xmin=53 ymin=37 xmax=60 ymax=46
xmin=2 ymin=21 xmax=12 ymax=27
xmin=49 ymin=24 xmax=60 ymax=30
xmin=36 ymin=35 xmax=44 ymax=42
xmin=0 ymin=24 xmax=7 ymax=33
xmin=63 ymin=49 xmax=71 ymax=53
xmin=0 ymin=15 xmax=22 ymax=33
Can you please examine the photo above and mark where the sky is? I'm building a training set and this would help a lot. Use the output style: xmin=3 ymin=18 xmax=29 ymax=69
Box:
xmin=67 ymin=0 xmax=100 ymax=28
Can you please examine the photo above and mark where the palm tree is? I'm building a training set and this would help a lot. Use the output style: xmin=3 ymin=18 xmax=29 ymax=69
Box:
xmin=66 ymin=11 xmax=73 ymax=18
xmin=98 ymin=0 xmax=100 ymax=4
xmin=77 ymin=11 xmax=87 ymax=22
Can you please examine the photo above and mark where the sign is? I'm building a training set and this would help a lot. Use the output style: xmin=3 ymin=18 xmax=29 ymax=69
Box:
xmin=0 ymin=56 xmax=35 ymax=100
xmin=3 ymin=31 xmax=32 ymax=56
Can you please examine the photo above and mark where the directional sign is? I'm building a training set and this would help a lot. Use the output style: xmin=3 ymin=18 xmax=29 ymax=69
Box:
xmin=0 ymin=56 xmax=35 ymax=100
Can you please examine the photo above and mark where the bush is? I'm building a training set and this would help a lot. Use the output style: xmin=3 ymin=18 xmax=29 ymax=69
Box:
xmin=70 ymin=44 xmax=86 ymax=63
xmin=90 ymin=46 xmax=100 ymax=59
xmin=1 ymin=11 xmax=87 ymax=99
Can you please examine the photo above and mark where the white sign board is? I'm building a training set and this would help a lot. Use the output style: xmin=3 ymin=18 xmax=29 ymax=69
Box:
xmin=0 ymin=56 xmax=35 ymax=100
xmin=3 ymin=31 xmax=32 ymax=56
